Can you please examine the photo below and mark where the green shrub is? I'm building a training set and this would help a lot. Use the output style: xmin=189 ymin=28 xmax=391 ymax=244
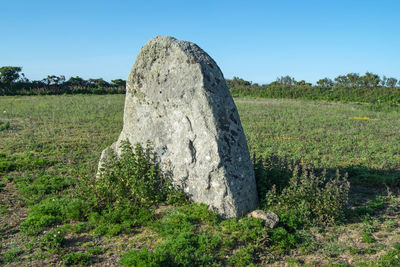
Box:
xmin=87 ymin=246 xmax=104 ymax=256
xmin=146 ymin=204 xmax=224 ymax=266
xmin=0 ymin=153 xmax=17 ymax=173
xmin=1 ymin=247 xmax=22 ymax=263
xmin=21 ymin=213 xmax=62 ymax=235
xmin=121 ymin=232 xmax=221 ymax=267
xmin=220 ymin=217 xmax=264 ymax=243
xmin=253 ymin=155 xmax=295 ymax=200
xmin=361 ymin=220 xmax=377 ymax=244
xmin=94 ymin=140 xmax=172 ymax=209
xmin=263 ymin=165 xmax=349 ymax=227
xmin=120 ymin=248 xmax=167 ymax=267
xmin=0 ymin=120 xmax=10 ymax=131
xmin=18 ymin=175 xmax=72 ymax=205
xmin=61 ymin=198 xmax=89 ymax=221
xmin=227 ymin=245 xmax=255 ymax=267
xmin=268 ymin=227 xmax=297 ymax=253
xmin=359 ymin=246 xmax=400 ymax=266
xmin=152 ymin=203 xmax=217 ymax=237
xmin=378 ymin=249 xmax=400 ymax=265
xmin=361 ymin=232 xmax=375 ymax=243
xmin=158 ymin=232 xmax=218 ymax=266
xmin=87 ymin=203 xmax=153 ymax=237
xmin=39 ymin=228 xmax=66 ymax=252
xmin=62 ymin=252 xmax=91 ymax=266
xmin=21 ymin=197 xmax=88 ymax=235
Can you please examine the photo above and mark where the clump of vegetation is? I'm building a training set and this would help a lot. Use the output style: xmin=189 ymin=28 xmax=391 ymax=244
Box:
xmin=0 ymin=120 xmax=10 ymax=131
xmin=94 ymin=140 xmax=174 ymax=209
xmin=17 ymin=174 xmax=72 ymax=205
xmin=143 ymin=204 xmax=223 ymax=266
xmin=19 ymin=140 xmax=185 ymax=237
xmin=20 ymin=196 xmax=87 ymax=235
xmin=39 ymin=228 xmax=67 ymax=252
xmin=359 ymin=243 xmax=400 ymax=266
xmin=253 ymin=155 xmax=295 ymax=200
xmin=0 ymin=152 xmax=51 ymax=174
xmin=0 ymin=247 xmax=22 ymax=263
xmin=262 ymin=164 xmax=350 ymax=228
xmin=120 ymin=248 xmax=168 ymax=267
xmin=62 ymin=252 xmax=92 ymax=266
xmin=78 ymin=140 xmax=186 ymax=235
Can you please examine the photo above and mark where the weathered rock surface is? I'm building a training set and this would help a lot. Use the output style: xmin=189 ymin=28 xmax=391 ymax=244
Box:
xmin=247 ymin=210 xmax=279 ymax=228
xmin=99 ymin=36 xmax=258 ymax=218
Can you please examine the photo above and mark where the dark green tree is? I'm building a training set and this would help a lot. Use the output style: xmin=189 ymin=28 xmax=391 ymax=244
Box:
xmin=386 ymin=77 xmax=398 ymax=87
xmin=295 ymin=80 xmax=312 ymax=86
xmin=346 ymin=73 xmax=361 ymax=87
xmin=88 ymin=78 xmax=110 ymax=88
xmin=66 ymin=76 xmax=87 ymax=87
xmin=0 ymin=66 xmax=22 ymax=84
xmin=316 ymin=78 xmax=334 ymax=87
xmin=361 ymin=72 xmax=380 ymax=88
xmin=43 ymin=75 xmax=65 ymax=85
xmin=276 ymin=75 xmax=296 ymax=86
xmin=227 ymin=76 xmax=251 ymax=87
xmin=334 ymin=75 xmax=349 ymax=87
xmin=111 ymin=79 xmax=126 ymax=87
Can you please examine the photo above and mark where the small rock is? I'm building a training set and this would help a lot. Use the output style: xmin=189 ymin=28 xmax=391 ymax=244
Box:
xmin=154 ymin=204 xmax=169 ymax=215
xmin=247 ymin=210 xmax=279 ymax=228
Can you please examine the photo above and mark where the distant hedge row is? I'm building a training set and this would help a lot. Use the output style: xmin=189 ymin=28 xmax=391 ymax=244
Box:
xmin=0 ymin=83 xmax=125 ymax=96
xmin=1 ymin=66 xmax=400 ymax=105
xmin=229 ymin=84 xmax=400 ymax=105
xmin=0 ymin=66 xmax=126 ymax=96
xmin=2 ymin=81 xmax=400 ymax=106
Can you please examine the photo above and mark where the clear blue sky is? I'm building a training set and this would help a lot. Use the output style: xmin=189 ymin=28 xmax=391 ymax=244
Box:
xmin=1 ymin=0 xmax=399 ymax=84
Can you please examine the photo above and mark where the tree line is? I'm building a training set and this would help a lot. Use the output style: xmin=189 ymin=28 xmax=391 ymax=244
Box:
xmin=226 ymin=72 xmax=399 ymax=88
xmin=0 ymin=66 xmax=126 ymax=95
xmin=227 ymin=73 xmax=400 ymax=105
xmin=1 ymin=66 xmax=399 ymax=105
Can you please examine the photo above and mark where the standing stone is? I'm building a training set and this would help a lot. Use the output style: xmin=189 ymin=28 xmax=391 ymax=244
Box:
xmin=99 ymin=36 xmax=258 ymax=218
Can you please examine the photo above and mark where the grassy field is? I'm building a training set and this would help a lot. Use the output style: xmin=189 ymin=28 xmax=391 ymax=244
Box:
xmin=0 ymin=95 xmax=399 ymax=266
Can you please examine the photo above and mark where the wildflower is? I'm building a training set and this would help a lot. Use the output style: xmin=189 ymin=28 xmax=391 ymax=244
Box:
xmin=350 ymin=116 xmax=378 ymax=121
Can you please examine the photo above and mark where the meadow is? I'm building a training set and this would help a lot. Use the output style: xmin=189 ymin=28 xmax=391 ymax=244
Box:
xmin=0 ymin=95 xmax=399 ymax=266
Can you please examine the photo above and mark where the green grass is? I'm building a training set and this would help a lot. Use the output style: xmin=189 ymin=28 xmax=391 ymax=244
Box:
xmin=237 ymin=98 xmax=400 ymax=186
xmin=0 ymin=95 xmax=399 ymax=266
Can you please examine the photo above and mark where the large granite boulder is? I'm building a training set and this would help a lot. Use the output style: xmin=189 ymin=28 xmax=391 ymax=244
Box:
xmin=99 ymin=36 xmax=258 ymax=218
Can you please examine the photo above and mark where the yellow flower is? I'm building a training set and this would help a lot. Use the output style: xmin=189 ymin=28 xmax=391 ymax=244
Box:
xmin=350 ymin=116 xmax=378 ymax=121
